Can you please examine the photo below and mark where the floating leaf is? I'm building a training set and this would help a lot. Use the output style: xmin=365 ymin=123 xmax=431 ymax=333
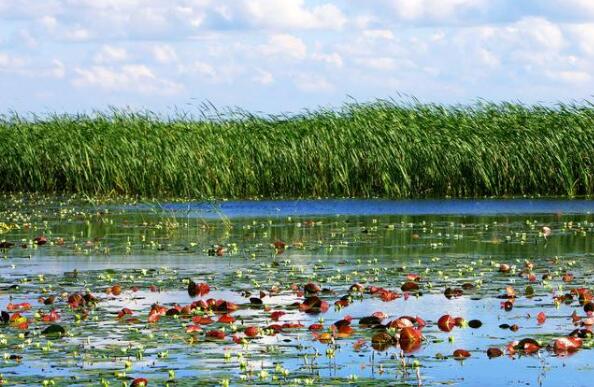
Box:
xmin=42 ymin=324 xmax=65 ymax=338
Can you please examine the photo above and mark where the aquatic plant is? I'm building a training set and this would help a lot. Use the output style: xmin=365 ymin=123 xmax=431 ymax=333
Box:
xmin=1 ymin=100 xmax=594 ymax=198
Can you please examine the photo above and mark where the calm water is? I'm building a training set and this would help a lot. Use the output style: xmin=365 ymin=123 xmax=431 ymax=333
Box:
xmin=136 ymin=198 xmax=594 ymax=218
xmin=0 ymin=198 xmax=593 ymax=386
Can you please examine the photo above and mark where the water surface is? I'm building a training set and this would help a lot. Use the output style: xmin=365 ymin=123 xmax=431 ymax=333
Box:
xmin=0 ymin=198 xmax=593 ymax=386
xmin=133 ymin=198 xmax=594 ymax=218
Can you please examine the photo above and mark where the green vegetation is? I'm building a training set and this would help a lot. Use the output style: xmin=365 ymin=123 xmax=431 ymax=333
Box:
xmin=1 ymin=100 xmax=593 ymax=198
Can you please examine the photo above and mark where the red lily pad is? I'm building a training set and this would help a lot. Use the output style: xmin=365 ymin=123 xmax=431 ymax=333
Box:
xmin=453 ymin=349 xmax=471 ymax=360
xmin=399 ymin=327 xmax=422 ymax=353
xmin=186 ymin=324 xmax=202 ymax=334
xmin=270 ymin=311 xmax=286 ymax=321
xmin=218 ymin=314 xmax=235 ymax=324
xmin=299 ymin=296 xmax=329 ymax=313
xmin=205 ymin=330 xmax=226 ymax=340
xmin=34 ymin=235 xmax=48 ymax=245
xmin=131 ymin=378 xmax=148 ymax=387
xmin=244 ymin=326 xmax=259 ymax=337
xmin=309 ymin=323 xmax=323 ymax=330
xmin=401 ymin=281 xmax=419 ymax=292
xmin=371 ymin=331 xmax=395 ymax=351
xmin=516 ymin=338 xmax=541 ymax=354
xmin=553 ymin=337 xmax=582 ymax=354
xmin=304 ymin=283 xmax=321 ymax=294
xmin=486 ymin=347 xmax=503 ymax=358
xmin=437 ymin=314 xmax=455 ymax=332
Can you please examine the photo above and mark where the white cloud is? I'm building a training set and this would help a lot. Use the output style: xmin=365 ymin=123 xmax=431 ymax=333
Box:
xmin=294 ymin=74 xmax=333 ymax=92
xmin=477 ymin=48 xmax=500 ymax=67
xmin=181 ymin=61 xmax=217 ymax=79
xmin=508 ymin=17 xmax=564 ymax=51
xmin=94 ymin=45 xmax=128 ymax=64
xmin=312 ymin=52 xmax=343 ymax=67
xmin=213 ymin=4 xmax=232 ymax=21
xmin=16 ymin=1 xmax=210 ymax=42
xmin=38 ymin=15 xmax=58 ymax=30
xmin=356 ymin=57 xmax=397 ymax=70
xmin=550 ymin=0 xmax=594 ymax=18
xmin=49 ymin=59 xmax=65 ymax=78
xmin=72 ymin=64 xmax=183 ymax=95
xmin=177 ymin=60 xmax=243 ymax=83
xmin=1 ymin=0 xmax=345 ymax=48
xmin=63 ymin=26 xmax=91 ymax=41
xmin=5 ymin=1 xmax=594 ymax=112
xmin=62 ymin=0 xmax=142 ymax=10
xmin=568 ymin=24 xmax=594 ymax=55
xmin=431 ymin=31 xmax=446 ymax=42
xmin=386 ymin=0 xmax=488 ymax=22
xmin=239 ymin=0 xmax=346 ymax=30
xmin=555 ymin=70 xmax=591 ymax=83
xmin=0 ymin=0 xmax=62 ymax=19
xmin=18 ymin=29 xmax=38 ymax=48
xmin=451 ymin=17 xmax=565 ymax=69
xmin=260 ymin=34 xmax=307 ymax=60
xmin=363 ymin=29 xmax=395 ymax=40
xmin=252 ymin=69 xmax=274 ymax=85
xmin=151 ymin=44 xmax=177 ymax=63
xmin=352 ymin=14 xmax=376 ymax=30
xmin=0 ymin=53 xmax=26 ymax=69
xmin=0 ymin=53 xmax=64 ymax=79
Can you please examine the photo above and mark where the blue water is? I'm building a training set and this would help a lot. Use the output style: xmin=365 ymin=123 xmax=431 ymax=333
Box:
xmin=132 ymin=198 xmax=594 ymax=218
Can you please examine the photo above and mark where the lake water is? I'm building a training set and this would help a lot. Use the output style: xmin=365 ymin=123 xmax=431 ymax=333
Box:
xmin=0 ymin=198 xmax=593 ymax=386
xmin=131 ymin=198 xmax=594 ymax=218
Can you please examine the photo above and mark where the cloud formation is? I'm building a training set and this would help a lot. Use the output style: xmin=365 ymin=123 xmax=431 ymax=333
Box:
xmin=1 ymin=0 xmax=594 ymax=113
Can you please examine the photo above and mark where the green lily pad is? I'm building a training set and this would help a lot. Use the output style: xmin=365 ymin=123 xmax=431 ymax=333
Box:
xmin=42 ymin=324 xmax=66 ymax=338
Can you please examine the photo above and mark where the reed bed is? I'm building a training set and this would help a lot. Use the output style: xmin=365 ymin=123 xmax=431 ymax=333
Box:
xmin=1 ymin=100 xmax=593 ymax=198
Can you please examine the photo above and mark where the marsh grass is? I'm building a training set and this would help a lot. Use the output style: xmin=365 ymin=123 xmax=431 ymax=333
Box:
xmin=1 ymin=100 xmax=593 ymax=198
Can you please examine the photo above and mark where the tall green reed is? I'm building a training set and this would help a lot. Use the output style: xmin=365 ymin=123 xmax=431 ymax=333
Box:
xmin=1 ymin=100 xmax=593 ymax=198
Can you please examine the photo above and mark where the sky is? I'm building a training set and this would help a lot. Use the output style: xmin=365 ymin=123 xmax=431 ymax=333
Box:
xmin=1 ymin=0 xmax=594 ymax=115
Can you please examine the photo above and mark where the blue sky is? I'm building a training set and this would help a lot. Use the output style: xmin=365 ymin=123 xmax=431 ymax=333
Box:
xmin=1 ymin=0 xmax=594 ymax=114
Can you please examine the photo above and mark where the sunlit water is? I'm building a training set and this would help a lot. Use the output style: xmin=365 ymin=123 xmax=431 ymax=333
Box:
xmin=0 ymin=199 xmax=593 ymax=386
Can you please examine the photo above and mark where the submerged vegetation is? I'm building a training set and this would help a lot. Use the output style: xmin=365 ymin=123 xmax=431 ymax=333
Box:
xmin=1 ymin=100 xmax=594 ymax=198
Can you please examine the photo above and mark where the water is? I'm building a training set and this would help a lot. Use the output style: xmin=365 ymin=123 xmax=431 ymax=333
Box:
xmin=134 ymin=198 xmax=594 ymax=218
xmin=0 ymin=198 xmax=593 ymax=386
